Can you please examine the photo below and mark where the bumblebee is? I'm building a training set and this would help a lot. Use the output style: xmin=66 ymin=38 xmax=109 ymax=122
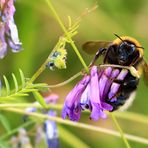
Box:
xmin=82 ymin=34 xmax=148 ymax=111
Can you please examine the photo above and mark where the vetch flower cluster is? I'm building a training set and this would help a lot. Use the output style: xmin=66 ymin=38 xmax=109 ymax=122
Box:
xmin=43 ymin=110 xmax=59 ymax=148
xmin=24 ymin=93 xmax=59 ymax=148
xmin=10 ymin=128 xmax=32 ymax=148
xmin=62 ymin=66 xmax=128 ymax=121
xmin=0 ymin=0 xmax=22 ymax=58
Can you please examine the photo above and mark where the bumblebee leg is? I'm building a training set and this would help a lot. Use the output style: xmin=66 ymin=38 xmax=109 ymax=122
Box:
xmin=112 ymin=79 xmax=124 ymax=84
xmin=89 ymin=48 xmax=106 ymax=67
xmin=110 ymin=77 xmax=139 ymax=89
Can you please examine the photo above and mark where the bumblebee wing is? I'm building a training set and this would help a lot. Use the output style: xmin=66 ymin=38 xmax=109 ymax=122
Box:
xmin=82 ymin=41 xmax=112 ymax=54
xmin=143 ymin=60 xmax=148 ymax=86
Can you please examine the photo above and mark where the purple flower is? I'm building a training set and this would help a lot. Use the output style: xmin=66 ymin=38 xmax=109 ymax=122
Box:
xmin=44 ymin=110 xmax=59 ymax=148
xmin=18 ymin=128 xmax=32 ymax=147
xmin=89 ymin=66 xmax=113 ymax=120
xmin=108 ymin=69 xmax=128 ymax=101
xmin=24 ymin=93 xmax=60 ymax=147
xmin=62 ymin=75 xmax=90 ymax=121
xmin=0 ymin=22 xmax=7 ymax=58
xmin=0 ymin=0 xmax=22 ymax=58
xmin=25 ymin=93 xmax=59 ymax=114
xmin=62 ymin=65 xmax=130 ymax=121
xmin=62 ymin=66 xmax=114 ymax=121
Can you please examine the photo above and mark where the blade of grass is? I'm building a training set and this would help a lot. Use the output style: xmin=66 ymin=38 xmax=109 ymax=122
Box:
xmin=110 ymin=113 xmax=131 ymax=148
xmin=0 ymin=121 xmax=34 ymax=140
xmin=58 ymin=125 xmax=89 ymax=147
xmin=0 ymin=114 xmax=11 ymax=133
xmin=2 ymin=107 xmax=148 ymax=145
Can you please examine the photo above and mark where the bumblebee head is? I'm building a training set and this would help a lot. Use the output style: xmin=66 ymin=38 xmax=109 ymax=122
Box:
xmin=113 ymin=34 xmax=144 ymax=66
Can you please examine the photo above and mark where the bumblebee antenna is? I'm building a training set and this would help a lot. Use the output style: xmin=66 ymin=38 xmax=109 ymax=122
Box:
xmin=114 ymin=34 xmax=124 ymax=42
xmin=136 ymin=46 xmax=144 ymax=49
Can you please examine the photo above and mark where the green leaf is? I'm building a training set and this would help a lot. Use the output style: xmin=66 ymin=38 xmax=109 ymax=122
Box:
xmin=31 ymin=83 xmax=48 ymax=88
xmin=21 ymin=89 xmax=37 ymax=93
xmin=12 ymin=73 xmax=19 ymax=93
xmin=3 ymin=75 xmax=10 ymax=95
xmin=19 ymin=69 xmax=25 ymax=87
xmin=0 ymin=114 xmax=11 ymax=133
xmin=32 ymin=91 xmax=47 ymax=108
xmin=12 ymin=93 xmax=29 ymax=97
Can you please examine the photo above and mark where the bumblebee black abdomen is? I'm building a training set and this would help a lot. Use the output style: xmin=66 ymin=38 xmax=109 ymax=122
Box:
xmin=106 ymin=72 xmax=139 ymax=111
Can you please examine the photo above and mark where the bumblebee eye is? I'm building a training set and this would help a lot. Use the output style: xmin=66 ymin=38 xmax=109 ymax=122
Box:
xmin=128 ymin=44 xmax=135 ymax=55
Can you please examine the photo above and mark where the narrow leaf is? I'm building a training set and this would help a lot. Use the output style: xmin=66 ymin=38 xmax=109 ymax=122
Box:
xmin=12 ymin=73 xmax=18 ymax=93
xmin=12 ymin=93 xmax=29 ymax=97
xmin=21 ymin=89 xmax=37 ymax=93
xmin=19 ymin=69 xmax=25 ymax=87
xmin=0 ymin=114 xmax=11 ymax=132
xmin=3 ymin=75 xmax=10 ymax=95
xmin=31 ymin=83 xmax=48 ymax=88
xmin=58 ymin=125 xmax=89 ymax=148
xmin=33 ymin=91 xmax=47 ymax=108
xmin=0 ymin=140 xmax=10 ymax=148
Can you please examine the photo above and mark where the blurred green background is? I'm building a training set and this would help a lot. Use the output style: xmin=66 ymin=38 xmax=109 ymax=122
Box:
xmin=0 ymin=0 xmax=148 ymax=147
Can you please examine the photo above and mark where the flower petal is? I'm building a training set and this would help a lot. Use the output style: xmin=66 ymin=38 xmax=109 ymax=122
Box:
xmin=0 ymin=23 xmax=7 ymax=58
xmin=90 ymin=66 xmax=101 ymax=104
xmin=62 ymin=75 xmax=90 ymax=121
xmin=80 ymin=84 xmax=91 ymax=110
xmin=108 ymin=69 xmax=128 ymax=100
xmin=99 ymin=67 xmax=112 ymax=100
xmin=1 ymin=0 xmax=22 ymax=53
xmin=90 ymin=103 xmax=107 ymax=121
xmin=89 ymin=66 xmax=108 ymax=120
xmin=44 ymin=110 xmax=59 ymax=148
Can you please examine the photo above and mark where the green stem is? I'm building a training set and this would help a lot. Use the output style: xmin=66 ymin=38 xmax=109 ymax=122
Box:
xmin=28 ymin=59 xmax=48 ymax=84
xmin=45 ymin=0 xmax=89 ymax=73
xmin=113 ymin=111 xmax=148 ymax=125
xmin=2 ymin=107 xmax=148 ymax=145
xmin=1 ymin=103 xmax=148 ymax=126
xmin=0 ymin=103 xmax=148 ymax=125
xmin=0 ymin=103 xmax=63 ymax=111
xmin=0 ymin=121 xmax=34 ymax=140
xmin=110 ymin=113 xmax=131 ymax=148
xmin=58 ymin=125 xmax=89 ymax=148
xmin=48 ymin=71 xmax=82 ymax=88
